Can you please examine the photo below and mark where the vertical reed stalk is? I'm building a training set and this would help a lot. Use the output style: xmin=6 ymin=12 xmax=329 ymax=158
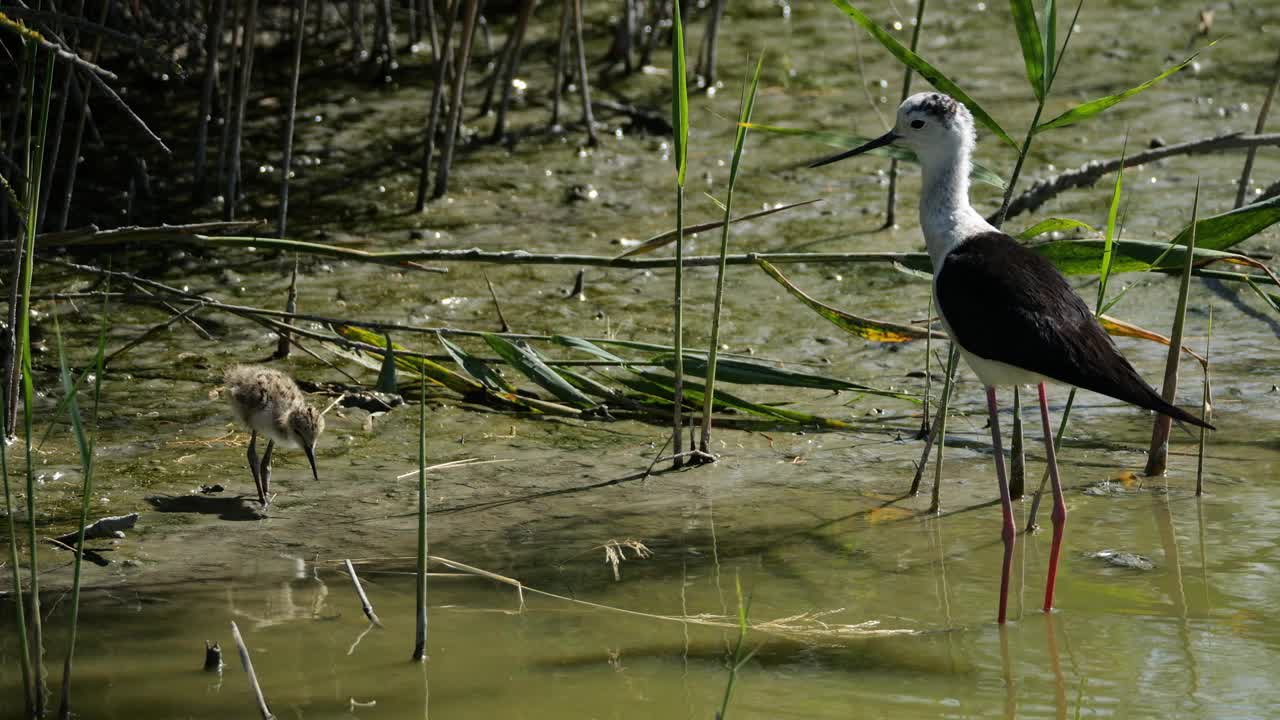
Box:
xmin=550 ymin=0 xmax=571 ymax=127
xmin=0 ymin=369 xmax=33 ymax=720
xmin=491 ymin=0 xmax=535 ymax=141
xmin=571 ymin=0 xmax=598 ymax=146
xmin=225 ymin=0 xmax=260 ymax=221
xmin=928 ymin=347 xmax=958 ymax=514
xmin=415 ymin=0 xmax=460 ymax=210
xmin=1234 ymin=47 xmax=1280 ymax=208
xmin=279 ymin=0 xmax=309 ymax=237
xmin=432 ymin=0 xmax=479 ymax=199
xmin=217 ymin=0 xmax=244 ymax=199
xmin=669 ymin=0 xmax=689 ymax=468
xmin=697 ymin=0 xmax=726 ymax=88
xmin=350 ymin=0 xmax=367 ymax=63
xmin=54 ymin=304 xmax=107 ymax=720
xmin=196 ymin=0 xmax=228 ymax=204
xmin=20 ymin=42 xmax=57 ymax=717
xmin=1195 ymin=306 xmax=1212 ymax=496
xmin=413 ymin=372 xmax=428 ymax=661
xmin=883 ymin=0 xmax=927 ymax=229
xmin=37 ymin=0 xmax=85 ymax=232
xmin=1144 ymin=182 xmax=1199 ymax=476
xmin=700 ymin=55 xmax=762 ymax=456
xmin=230 ymin=621 xmax=272 ymax=719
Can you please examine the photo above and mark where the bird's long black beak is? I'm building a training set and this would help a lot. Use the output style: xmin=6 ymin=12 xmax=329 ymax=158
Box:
xmin=304 ymin=445 xmax=319 ymax=481
xmin=808 ymin=130 xmax=899 ymax=168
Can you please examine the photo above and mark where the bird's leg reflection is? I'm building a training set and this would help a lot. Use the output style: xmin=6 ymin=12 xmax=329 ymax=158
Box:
xmin=1000 ymin=624 xmax=1017 ymax=720
xmin=1046 ymin=614 xmax=1067 ymax=720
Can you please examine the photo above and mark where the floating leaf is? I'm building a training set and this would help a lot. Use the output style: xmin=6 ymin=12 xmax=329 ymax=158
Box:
xmin=758 ymin=259 xmax=943 ymax=342
xmin=483 ymin=334 xmax=596 ymax=407
xmin=745 ymin=123 xmax=1006 ymax=189
xmin=830 ymin=0 xmax=1017 ymax=148
xmin=1037 ymin=44 xmax=1212 ymax=132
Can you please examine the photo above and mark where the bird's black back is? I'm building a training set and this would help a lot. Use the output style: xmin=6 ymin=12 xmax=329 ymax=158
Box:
xmin=935 ymin=231 xmax=1213 ymax=429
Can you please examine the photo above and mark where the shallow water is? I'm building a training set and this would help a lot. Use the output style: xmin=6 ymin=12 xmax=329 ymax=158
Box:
xmin=3 ymin=0 xmax=1280 ymax=717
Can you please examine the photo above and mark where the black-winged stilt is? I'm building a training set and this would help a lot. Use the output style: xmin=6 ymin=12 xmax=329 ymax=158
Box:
xmin=811 ymin=92 xmax=1215 ymax=623
xmin=225 ymin=365 xmax=324 ymax=506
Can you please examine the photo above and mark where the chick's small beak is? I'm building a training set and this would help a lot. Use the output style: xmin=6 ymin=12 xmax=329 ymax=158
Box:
xmin=808 ymin=130 xmax=899 ymax=168
xmin=304 ymin=444 xmax=319 ymax=481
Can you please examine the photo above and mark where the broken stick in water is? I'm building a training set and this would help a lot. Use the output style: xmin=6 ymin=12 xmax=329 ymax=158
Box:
xmin=53 ymin=512 xmax=139 ymax=548
xmin=230 ymin=621 xmax=272 ymax=720
xmin=344 ymin=559 xmax=383 ymax=627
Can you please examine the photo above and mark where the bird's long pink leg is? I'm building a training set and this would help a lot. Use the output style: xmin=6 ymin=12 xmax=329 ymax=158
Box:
xmin=1038 ymin=382 xmax=1067 ymax=613
xmin=986 ymin=386 xmax=1015 ymax=624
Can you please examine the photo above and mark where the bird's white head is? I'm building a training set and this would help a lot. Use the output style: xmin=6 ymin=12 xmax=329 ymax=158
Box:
xmin=892 ymin=92 xmax=976 ymax=166
xmin=809 ymin=91 xmax=975 ymax=172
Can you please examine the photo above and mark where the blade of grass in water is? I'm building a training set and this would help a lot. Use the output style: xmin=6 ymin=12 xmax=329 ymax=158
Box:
xmin=0 ymin=345 xmax=32 ymax=719
xmin=413 ymin=369 xmax=428 ymax=661
xmin=1196 ymin=306 xmax=1212 ymax=496
xmin=376 ymin=334 xmax=398 ymax=393
xmin=700 ymin=53 xmax=763 ymax=455
xmin=670 ymin=0 xmax=690 ymax=467
xmin=716 ymin=574 xmax=759 ymax=720
xmin=1144 ymin=181 xmax=1200 ymax=476
xmin=54 ymin=303 xmax=108 ymax=720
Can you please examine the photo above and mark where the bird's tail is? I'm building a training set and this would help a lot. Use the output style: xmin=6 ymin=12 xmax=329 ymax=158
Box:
xmin=1117 ymin=373 xmax=1215 ymax=431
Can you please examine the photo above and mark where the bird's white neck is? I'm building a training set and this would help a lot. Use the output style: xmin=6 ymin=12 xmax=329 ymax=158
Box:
xmin=916 ymin=145 xmax=995 ymax=271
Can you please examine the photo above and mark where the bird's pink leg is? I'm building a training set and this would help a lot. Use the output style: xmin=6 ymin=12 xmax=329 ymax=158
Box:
xmin=986 ymin=386 xmax=1015 ymax=624
xmin=1038 ymin=382 xmax=1067 ymax=613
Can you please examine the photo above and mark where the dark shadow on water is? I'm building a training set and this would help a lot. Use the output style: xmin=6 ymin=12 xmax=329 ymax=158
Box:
xmin=145 ymin=494 xmax=265 ymax=521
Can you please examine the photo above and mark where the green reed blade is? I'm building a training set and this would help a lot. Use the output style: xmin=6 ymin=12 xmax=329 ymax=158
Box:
xmin=1009 ymin=0 xmax=1045 ymax=101
xmin=831 ymin=0 xmax=1016 ymax=148
xmin=483 ymin=334 xmax=595 ymax=407
xmin=1016 ymin=217 xmax=1095 ymax=240
xmin=1038 ymin=43 xmax=1214 ymax=132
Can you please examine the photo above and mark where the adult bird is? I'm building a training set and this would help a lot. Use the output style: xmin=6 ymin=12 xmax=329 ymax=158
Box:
xmin=225 ymin=364 xmax=325 ymax=507
xmin=809 ymin=92 xmax=1214 ymax=623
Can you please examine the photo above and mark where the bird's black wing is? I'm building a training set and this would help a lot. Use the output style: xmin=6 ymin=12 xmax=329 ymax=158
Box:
xmin=935 ymin=231 xmax=1210 ymax=428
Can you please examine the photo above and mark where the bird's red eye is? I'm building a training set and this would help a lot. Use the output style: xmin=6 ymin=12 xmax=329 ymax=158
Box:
xmin=911 ymin=119 xmax=925 ymax=129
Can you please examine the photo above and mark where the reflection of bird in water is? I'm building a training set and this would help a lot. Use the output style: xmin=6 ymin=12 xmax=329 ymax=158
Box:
xmin=225 ymin=365 xmax=324 ymax=507
xmin=810 ymin=92 xmax=1214 ymax=623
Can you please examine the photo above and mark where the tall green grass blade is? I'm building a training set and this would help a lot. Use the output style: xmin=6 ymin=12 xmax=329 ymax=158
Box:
xmin=1043 ymin=0 xmax=1057 ymax=83
xmin=483 ymin=334 xmax=596 ymax=407
xmin=1016 ymin=217 xmax=1094 ymax=240
xmin=376 ymin=334 xmax=398 ymax=393
xmin=701 ymin=53 xmax=764 ymax=454
xmin=438 ymin=334 xmax=515 ymax=392
xmin=1009 ymin=0 xmax=1045 ymax=101
xmin=758 ymin=259 xmax=940 ymax=341
xmin=670 ymin=0 xmax=690 ymax=466
xmin=716 ymin=574 xmax=755 ymax=720
xmin=830 ymin=0 xmax=1016 ymax=148
xmin=1037 ymin=44 xmax=1212 ymax=132
xmin=744 ymin=123 xmax=1007 ymax=188
xmin=1035 ymin=239 xmax=1270 ymax=276
xmin=1098 ymin=137 xmax=1128 ymax=308
xmin=19 ymin=41 xmax=56 ymax=716
xmin=671 ymin=0 xmax=688 ymax=188
xmin=413 ymin=369 xmax=428 ymax=661
xmin=1196 ymin=305 xmax=1212 ymax=496
xmin=54 ymin=305 xmax=106 ymax=720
